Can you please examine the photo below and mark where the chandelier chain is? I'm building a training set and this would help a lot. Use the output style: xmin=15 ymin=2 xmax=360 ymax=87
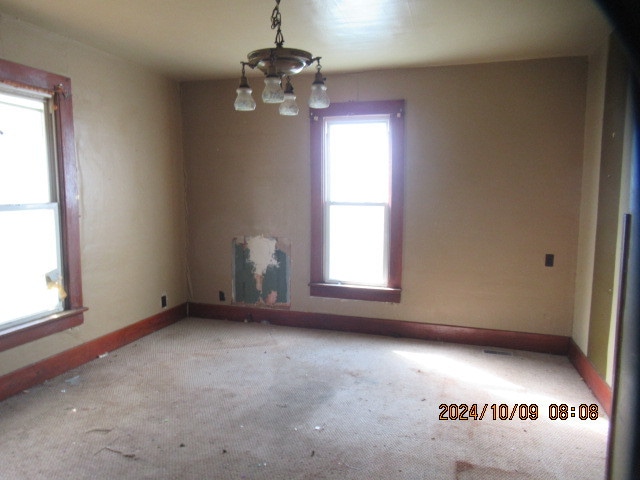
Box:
xmin=271 ymin=0 xmax=284 ymax=47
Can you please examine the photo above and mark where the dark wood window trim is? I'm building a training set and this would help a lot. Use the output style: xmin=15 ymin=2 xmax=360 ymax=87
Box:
xmin=309 ymin=99 xmax=405 ymax=303
xmin=0 ymin=58 xmax=85 ymax=352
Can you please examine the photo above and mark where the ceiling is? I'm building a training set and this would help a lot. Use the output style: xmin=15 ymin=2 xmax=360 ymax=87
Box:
xmin=0 ymin=0 xmax=612 ymax=81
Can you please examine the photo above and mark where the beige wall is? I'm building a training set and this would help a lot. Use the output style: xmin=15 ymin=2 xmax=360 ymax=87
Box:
xmin=573 ymin=43 xmax=608 ymax=354
xmin=585 ymin=37 xmax=630 ymax=380
xmin=182 ymin=57 xmax=588 ymax=336
xmin=571 ymin=35 xmax=635 ymax=385
xmin=0 ymin=15 xmax=188 ymax=375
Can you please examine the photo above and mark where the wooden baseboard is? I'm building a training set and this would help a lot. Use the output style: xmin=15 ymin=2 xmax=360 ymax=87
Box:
xmin=188 ymin=303 xmax=571 ymax=355
xmin=3 ymin=302 xmax=609 ymax=417
xmin=568 ymin=339 xmax=613 ymax=415
xmin=0 ymin=303 xmax=187 ymax=402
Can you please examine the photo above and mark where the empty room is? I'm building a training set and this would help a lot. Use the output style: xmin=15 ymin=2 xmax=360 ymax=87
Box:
xmin=1 ymin=1 xmax=639 ymax=479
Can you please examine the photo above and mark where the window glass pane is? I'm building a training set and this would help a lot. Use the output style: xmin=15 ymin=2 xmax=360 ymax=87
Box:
xmin=0 ymin=207 xmax=63 ymax=326
xmin=327 ymin=204 xmax=387 ymax=285
xmin=326 ymin=119 xmax=390 ymax=203
xmin=0 ymin=92 xmax=52 ymax=205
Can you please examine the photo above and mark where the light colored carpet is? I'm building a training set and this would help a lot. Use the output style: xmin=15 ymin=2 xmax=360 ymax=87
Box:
xmin=0 ymin=318 xmax=608 ymax=479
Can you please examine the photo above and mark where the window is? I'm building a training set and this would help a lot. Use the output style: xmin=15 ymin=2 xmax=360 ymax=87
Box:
xmin=0 ymin=58 xmax=85 ymax=351
xmin=310 ymin=100 xmax=405 ymax=302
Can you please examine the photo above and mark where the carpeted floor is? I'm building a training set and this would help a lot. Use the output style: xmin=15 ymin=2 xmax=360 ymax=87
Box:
xmin=0 ymin=317 xmax=609 ymax=479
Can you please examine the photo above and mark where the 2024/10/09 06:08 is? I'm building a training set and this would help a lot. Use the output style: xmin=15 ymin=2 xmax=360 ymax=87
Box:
xmin=438 ymin=403 xmax=599 ymax=421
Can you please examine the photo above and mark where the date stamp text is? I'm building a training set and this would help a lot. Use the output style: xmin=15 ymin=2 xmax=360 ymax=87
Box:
xmin=438 ymin=403 xmax=599 ymax=421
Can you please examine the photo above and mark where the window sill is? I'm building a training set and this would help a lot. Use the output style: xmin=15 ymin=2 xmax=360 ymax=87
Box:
xmin=309 ymin=283 xmax=401 ymax=303
xmin=0 ymin=307 xmax=87 ymax=353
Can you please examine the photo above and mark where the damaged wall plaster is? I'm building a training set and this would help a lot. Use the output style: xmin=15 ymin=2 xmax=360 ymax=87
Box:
xmin=232 ymin=236 xmax=290 ymax=308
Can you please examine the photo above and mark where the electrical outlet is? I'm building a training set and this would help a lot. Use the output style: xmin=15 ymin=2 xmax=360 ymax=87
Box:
xmin=219 ymin=291 xmax=226 ymax=302
xmin=161 ymin=294 xmax=167 ymax=308
xmin=545 ymin=254 xmax=554 ymax=267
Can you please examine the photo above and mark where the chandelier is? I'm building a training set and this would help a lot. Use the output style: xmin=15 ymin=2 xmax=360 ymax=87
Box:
xmin=234 ymin=0 xmax=330 ymax=115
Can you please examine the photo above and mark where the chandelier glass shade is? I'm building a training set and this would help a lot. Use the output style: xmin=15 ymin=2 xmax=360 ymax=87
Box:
xmin=309 ymin=70 xmax=331 ymax=108
xmin=233 ymin=66 xmax=257 ymax=111
xmin=234 ymin=0 xmax=329 ymax=115
xmin=279 ymin=77 xmax=299 ymax=116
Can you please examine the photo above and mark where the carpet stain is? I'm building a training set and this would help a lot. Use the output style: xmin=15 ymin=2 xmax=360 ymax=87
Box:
xmin=455 ymin=460 xmax=537 ymax=479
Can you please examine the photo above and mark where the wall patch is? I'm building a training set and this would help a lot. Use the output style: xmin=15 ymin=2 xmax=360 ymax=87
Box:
xmin=232 ymin=236 xmax=291 ymax=308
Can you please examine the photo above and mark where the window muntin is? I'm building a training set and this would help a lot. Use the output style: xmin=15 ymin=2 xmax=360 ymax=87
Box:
xmin=310 ymin=100 xmax=404 ymax=303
